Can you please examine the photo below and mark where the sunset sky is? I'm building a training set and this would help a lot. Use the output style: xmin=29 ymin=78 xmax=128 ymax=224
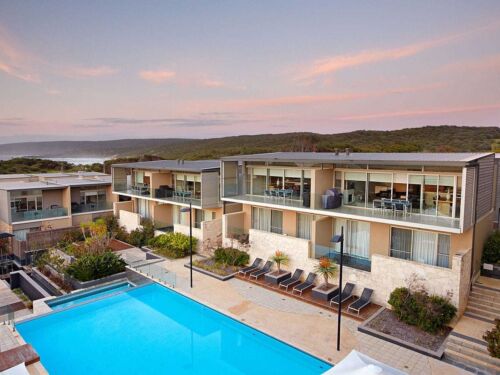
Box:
xmin=1 ymin=1 xmax=500 ymax=143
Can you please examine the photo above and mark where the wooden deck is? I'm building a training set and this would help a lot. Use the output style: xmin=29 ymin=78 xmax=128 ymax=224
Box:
xmin=0 ymin=281 xmax=25 ymax=316
xmin=0 ymin=344 xmax=40 ymax=372
xmin=235 ymin=274 xmax=381 ymax=321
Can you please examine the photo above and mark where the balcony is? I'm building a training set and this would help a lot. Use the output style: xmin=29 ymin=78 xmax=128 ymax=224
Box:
xmin=114 ymin=186 xmax=202 ymax=207
xmin=314 ymin=245 xmax=372 ymax=272
xmin=72 ymin=202 xmax=113 ymax=214
xmin=222 ymin=194 xmax=460 ymax=231
xmin=11 ymin=207 xmax=68 ymax=223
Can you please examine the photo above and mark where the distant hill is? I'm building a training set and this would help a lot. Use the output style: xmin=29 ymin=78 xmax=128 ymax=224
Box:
xmin=1 ymin=126 xmax=499 ymax=161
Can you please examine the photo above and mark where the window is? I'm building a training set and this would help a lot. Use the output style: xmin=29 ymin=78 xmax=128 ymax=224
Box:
xmin=252 ymin=207 xmax=283 ymax=234
xmin=333 ymin=219 xmax=370 ymax=258
xmin=368 ymin=173 xmax=392 ymax=203
xmin=297 ymin=213 xmax=312 ymax=239
xmin=10 ymin=190 xmax=43 ymax=212
xmin=344 ymin=172 xmax=367 ymax=207
xmin=390 ymin=227 xmax=450 ymax=268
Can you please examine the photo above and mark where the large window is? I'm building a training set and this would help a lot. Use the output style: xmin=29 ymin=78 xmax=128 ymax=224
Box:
xmin=174 ymin=173 xmax=201 ymax=199
xmin=10 ymin=190 xmax=43 ymax=212
xmin=297 ymin=213 xmax=312 ymax=240
xmin=344 ymin=172 xmax=367 ymax=207
xmin=368 ymin=173 xmax=392 ymax=203
xmin=390 ymin=227 xmax=450 ymax=268
xmin=333 ymin=219 xmax=370 ymax=258
xmin=252 ymin=207 xmax=283 ymax=234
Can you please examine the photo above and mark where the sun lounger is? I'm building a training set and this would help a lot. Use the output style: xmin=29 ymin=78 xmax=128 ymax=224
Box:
xmin=292 ymin=272 xmax=316 ymax=295
xmin=279 ymin=269 xmax=304 ymax=291
xmin=347 ymin=288 xmax=373 ymax=315
xmin=238 ymin=258 xmax=263 ymax=276
xmin=330 ymin=282 xmax=355 ymax=306
xmin=249 ymin=261 xmax=273 ymax=280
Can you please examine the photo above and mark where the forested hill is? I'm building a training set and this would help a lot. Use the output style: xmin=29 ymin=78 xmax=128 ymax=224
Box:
xmin=1 ymin=126 xmax=499 ymax=161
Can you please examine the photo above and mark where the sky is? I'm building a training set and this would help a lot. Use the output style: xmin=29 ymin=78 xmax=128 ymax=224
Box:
xmin=1 ymin=1 xmax=500 ymax=143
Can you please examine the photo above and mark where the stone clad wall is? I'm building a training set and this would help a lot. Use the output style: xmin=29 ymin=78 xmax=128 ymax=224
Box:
xmin=239 ymin=228 xmax=472 ymax=315
xmin=202 ymin=218 xmax=222 ymax=248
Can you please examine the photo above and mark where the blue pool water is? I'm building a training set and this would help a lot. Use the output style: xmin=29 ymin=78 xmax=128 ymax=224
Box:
xmin=47 ymin=281 xmax=131 ymax=311
xmin=17 ymin=283 xmax=331 ymax=375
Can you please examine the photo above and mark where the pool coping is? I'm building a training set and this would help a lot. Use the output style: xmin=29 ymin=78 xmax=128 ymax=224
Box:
xmin=16 ymin=278 xmax=334 ymax=370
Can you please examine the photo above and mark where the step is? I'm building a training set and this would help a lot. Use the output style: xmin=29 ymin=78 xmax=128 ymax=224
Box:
xmin=469 ymin=295 xmax=500 ymax=310
xmin=474 ymin=283 xmax=500 ymax=293
xmin=469 ymin=291 xmax=500 ymax=305
xmin=472 ymin=286 xmax=500 ymax=298
xmin=445 ymin=347 xmax=500 ymax=375
xmin=466 ymin=306 xmax=499 ymax=321
xmin=447 ymin=336 xmax=492 ymax=358
xmin=467 ymin=301 xmax=500 ymax=315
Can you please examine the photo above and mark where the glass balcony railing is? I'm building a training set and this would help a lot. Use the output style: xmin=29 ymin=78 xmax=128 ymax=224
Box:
xmin=314 ymin=245 xmax=372 ymax=272
xmin=222 ymin=193 xmax=460 ymax=230
xmin=11 ymin=207 xmax=68 ymax=222
xmin=72 ymin=202 xmax=113 ymax=214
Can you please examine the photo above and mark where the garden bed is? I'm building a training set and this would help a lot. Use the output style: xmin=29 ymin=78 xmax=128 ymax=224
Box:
xmin=359 ymin=308 xmax=450 ymax=359
xmin=188 ymin=258 xmax=240 ymax=281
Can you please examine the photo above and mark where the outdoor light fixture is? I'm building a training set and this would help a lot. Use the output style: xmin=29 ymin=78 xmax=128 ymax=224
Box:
xmin=180 ymin=197 xmax=193 ymax=288
xmin=331 ymin=226 xmax=344 ymax=351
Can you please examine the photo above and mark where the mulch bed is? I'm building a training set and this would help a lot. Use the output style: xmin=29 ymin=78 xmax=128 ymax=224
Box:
xmin=193 ymin=258 xmax=239 ymax=276
xmin=108 ymin=239 xmax=135 ymax=251
xmin=365 ymin=308 xmax=450 ymax=352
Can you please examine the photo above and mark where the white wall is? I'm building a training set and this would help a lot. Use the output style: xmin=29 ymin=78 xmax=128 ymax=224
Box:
xmin=119 ymin=210 xmax=142 ymax=232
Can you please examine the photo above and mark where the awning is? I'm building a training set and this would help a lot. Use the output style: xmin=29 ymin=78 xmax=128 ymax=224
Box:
xmin=323 ymin=350 xmax=407 ymax=375
xmin=0 ymin=233 xmax=15 ymax=239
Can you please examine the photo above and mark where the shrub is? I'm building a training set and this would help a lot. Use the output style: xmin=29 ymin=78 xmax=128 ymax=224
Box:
xmin=483 ymin=319 xmax=500 ymax=358
xmin=213 ymin=247 xmax=249 ymax=267
xmin=148 ymin=232 xmax=197 ymax=258
xmin=388 ymin=287 xmax=456 ymax=334
xmin=125 ymin=219 xmax=155 ymax=247
xmin=483 ymin=231 xmax=500 ymax=265
xmin=66 ymin=251 xmax=126 ymax=282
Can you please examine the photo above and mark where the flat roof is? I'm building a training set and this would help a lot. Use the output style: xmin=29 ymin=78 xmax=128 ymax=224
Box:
xmin=221 ymin=152 xmax=494 ymax=166
xmin=48 ymin=176 xmax=112 ymax=186
xmin=112 ymin=159 xmax=220 ymax=172
xmin=0 ymin=181 xmax=65 ymax=191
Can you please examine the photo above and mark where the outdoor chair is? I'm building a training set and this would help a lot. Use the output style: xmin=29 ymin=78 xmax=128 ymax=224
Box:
xmin=347 ymin=288 xmax=374 ymax=316
xmin=278 ymin=269 xmax=304 ymax=291
xmin=292 ymin=272 xmax=316 ymax=295
xmin=330 ymin=282 xmax=355 ymax=306
xmin=238 ymin=258 xmax=263 ymax=276
xmin=249 ymin=261 xmax=273 ymax=280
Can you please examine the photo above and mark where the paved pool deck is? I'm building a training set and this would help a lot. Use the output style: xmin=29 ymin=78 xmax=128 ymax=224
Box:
xmin=151 ymin=256 xmax=468 ymax=375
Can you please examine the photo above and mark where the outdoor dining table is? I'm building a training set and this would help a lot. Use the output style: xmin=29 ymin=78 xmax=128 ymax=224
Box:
xmin=373 ymin=198 xmax=411 ymax=215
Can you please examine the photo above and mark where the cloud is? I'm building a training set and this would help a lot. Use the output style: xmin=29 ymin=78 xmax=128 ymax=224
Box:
xmin=139 ymin=69 xmax=176 ymax=83
xmin=224 ymin=83 xmax=444 ymax=109
xmin=334 ymin=103 xmax=500 ymax=121
xmin=0 ymin=26 xmax=40 ymax=82
xmin=293 ymin=22 xmax=500 ymax=83
xmin=439 ymin=53 xmax=500 ymax=74
xmin=63 ymin=66 xmax=118 ymax=78
xmin=45 ymin=88 xmax=61 ymax=95
xmin=0 ymin=118 xmax=27 ymax=127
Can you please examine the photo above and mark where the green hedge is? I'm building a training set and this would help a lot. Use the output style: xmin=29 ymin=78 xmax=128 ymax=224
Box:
xmin=66 ymin=251 xmax=126 ymax=282
xmin=483 ymin=231 xmax=500 ymax=265
xmin=148 ymin=232 xmax=197 ymax=258
xmin=388 ymin=287 xmax=456 ymax=334
xmin=213 ymin=247 xmax=249 ymax=266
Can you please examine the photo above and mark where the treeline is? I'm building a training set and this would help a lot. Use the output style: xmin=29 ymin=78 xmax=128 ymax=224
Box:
xmin=0 ymin=158 xmax=103 ymax=174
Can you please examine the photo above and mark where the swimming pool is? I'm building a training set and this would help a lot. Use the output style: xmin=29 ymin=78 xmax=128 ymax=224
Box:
xmin=17 ymin=283 xmax=331 ymax=375
xmin=47 ymin=281 xmax=132 ymax=311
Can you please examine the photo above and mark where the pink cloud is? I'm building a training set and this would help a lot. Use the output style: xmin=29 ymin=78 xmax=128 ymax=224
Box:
xmin=294 ymin=22 xmax=500 ymax=83
xmin=139 ymin=69 xmax=176 ymax=83
xmin=439 ymin=53 xmax=500 ymax=74
xmin=0 ymin=26 xmax=40 ymax=82
xmin=64 ymin=66 xmax=118 ymax=78
xmin=334 ymin=103 xmax=500 ymax=121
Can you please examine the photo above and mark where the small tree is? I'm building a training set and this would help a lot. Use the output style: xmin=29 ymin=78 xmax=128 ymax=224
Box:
xmin=270 ymin=250 xmax=289 ymax=273
xmin=314 ymin=257 xmax=337 ymax=287
xmin=80 ymin=219 xmax=111 ymax=254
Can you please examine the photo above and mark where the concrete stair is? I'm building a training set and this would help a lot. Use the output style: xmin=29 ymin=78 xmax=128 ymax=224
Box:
xmin=445 ymin=335 xmax=500 ymax=375
xmin=445 ymin=282 xmax=500 ymax=374
xmin=465 ymin=285 xmax=500 ymax=323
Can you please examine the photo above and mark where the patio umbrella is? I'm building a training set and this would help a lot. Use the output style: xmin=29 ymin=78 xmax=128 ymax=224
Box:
xmin=323 ymin=350 xmax=407 ymax=375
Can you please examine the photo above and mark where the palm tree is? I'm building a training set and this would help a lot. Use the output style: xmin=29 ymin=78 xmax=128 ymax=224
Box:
xmin=314 ymin=257 xmax=338 ymax=287
xmin=270 ymin=250 xmax=289 ymax=274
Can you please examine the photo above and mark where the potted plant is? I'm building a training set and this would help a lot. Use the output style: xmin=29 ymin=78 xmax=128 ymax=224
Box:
xmin=312 ymin=257 xmax=339 ymax=301
xmin=265 ymin=250 xmax=291 ymax=285
xmin=482 ymin=231 xmax=500 ymax=278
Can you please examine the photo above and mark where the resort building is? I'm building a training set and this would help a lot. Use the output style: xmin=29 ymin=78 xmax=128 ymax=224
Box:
xmin=111 ymin=160 xmax=222 ymax=249
xmin=220 ymin=151 xmax=497 ymax=314
xmin=0 ymin=172 xmax=116 ymax=256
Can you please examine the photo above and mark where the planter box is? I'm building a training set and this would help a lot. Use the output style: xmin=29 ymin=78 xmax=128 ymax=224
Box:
xmin=482 ymin=263 xmax=500 ymax=279
xmin=66 ymin=272 xmax=128 ymax=290
xmin=31 ymin=268 xmax=65 ymax=296
xmin=311 ymin=284 xmax=339 ymax=301
xmin=264 ymin=271 xmax=291 ymax=286
xmin=184 ymin=263 xmax=238 ymax=281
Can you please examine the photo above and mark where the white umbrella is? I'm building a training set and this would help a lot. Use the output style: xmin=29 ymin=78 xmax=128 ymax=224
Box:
xmin=323 ymin=350 xmax=407 ymax=375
